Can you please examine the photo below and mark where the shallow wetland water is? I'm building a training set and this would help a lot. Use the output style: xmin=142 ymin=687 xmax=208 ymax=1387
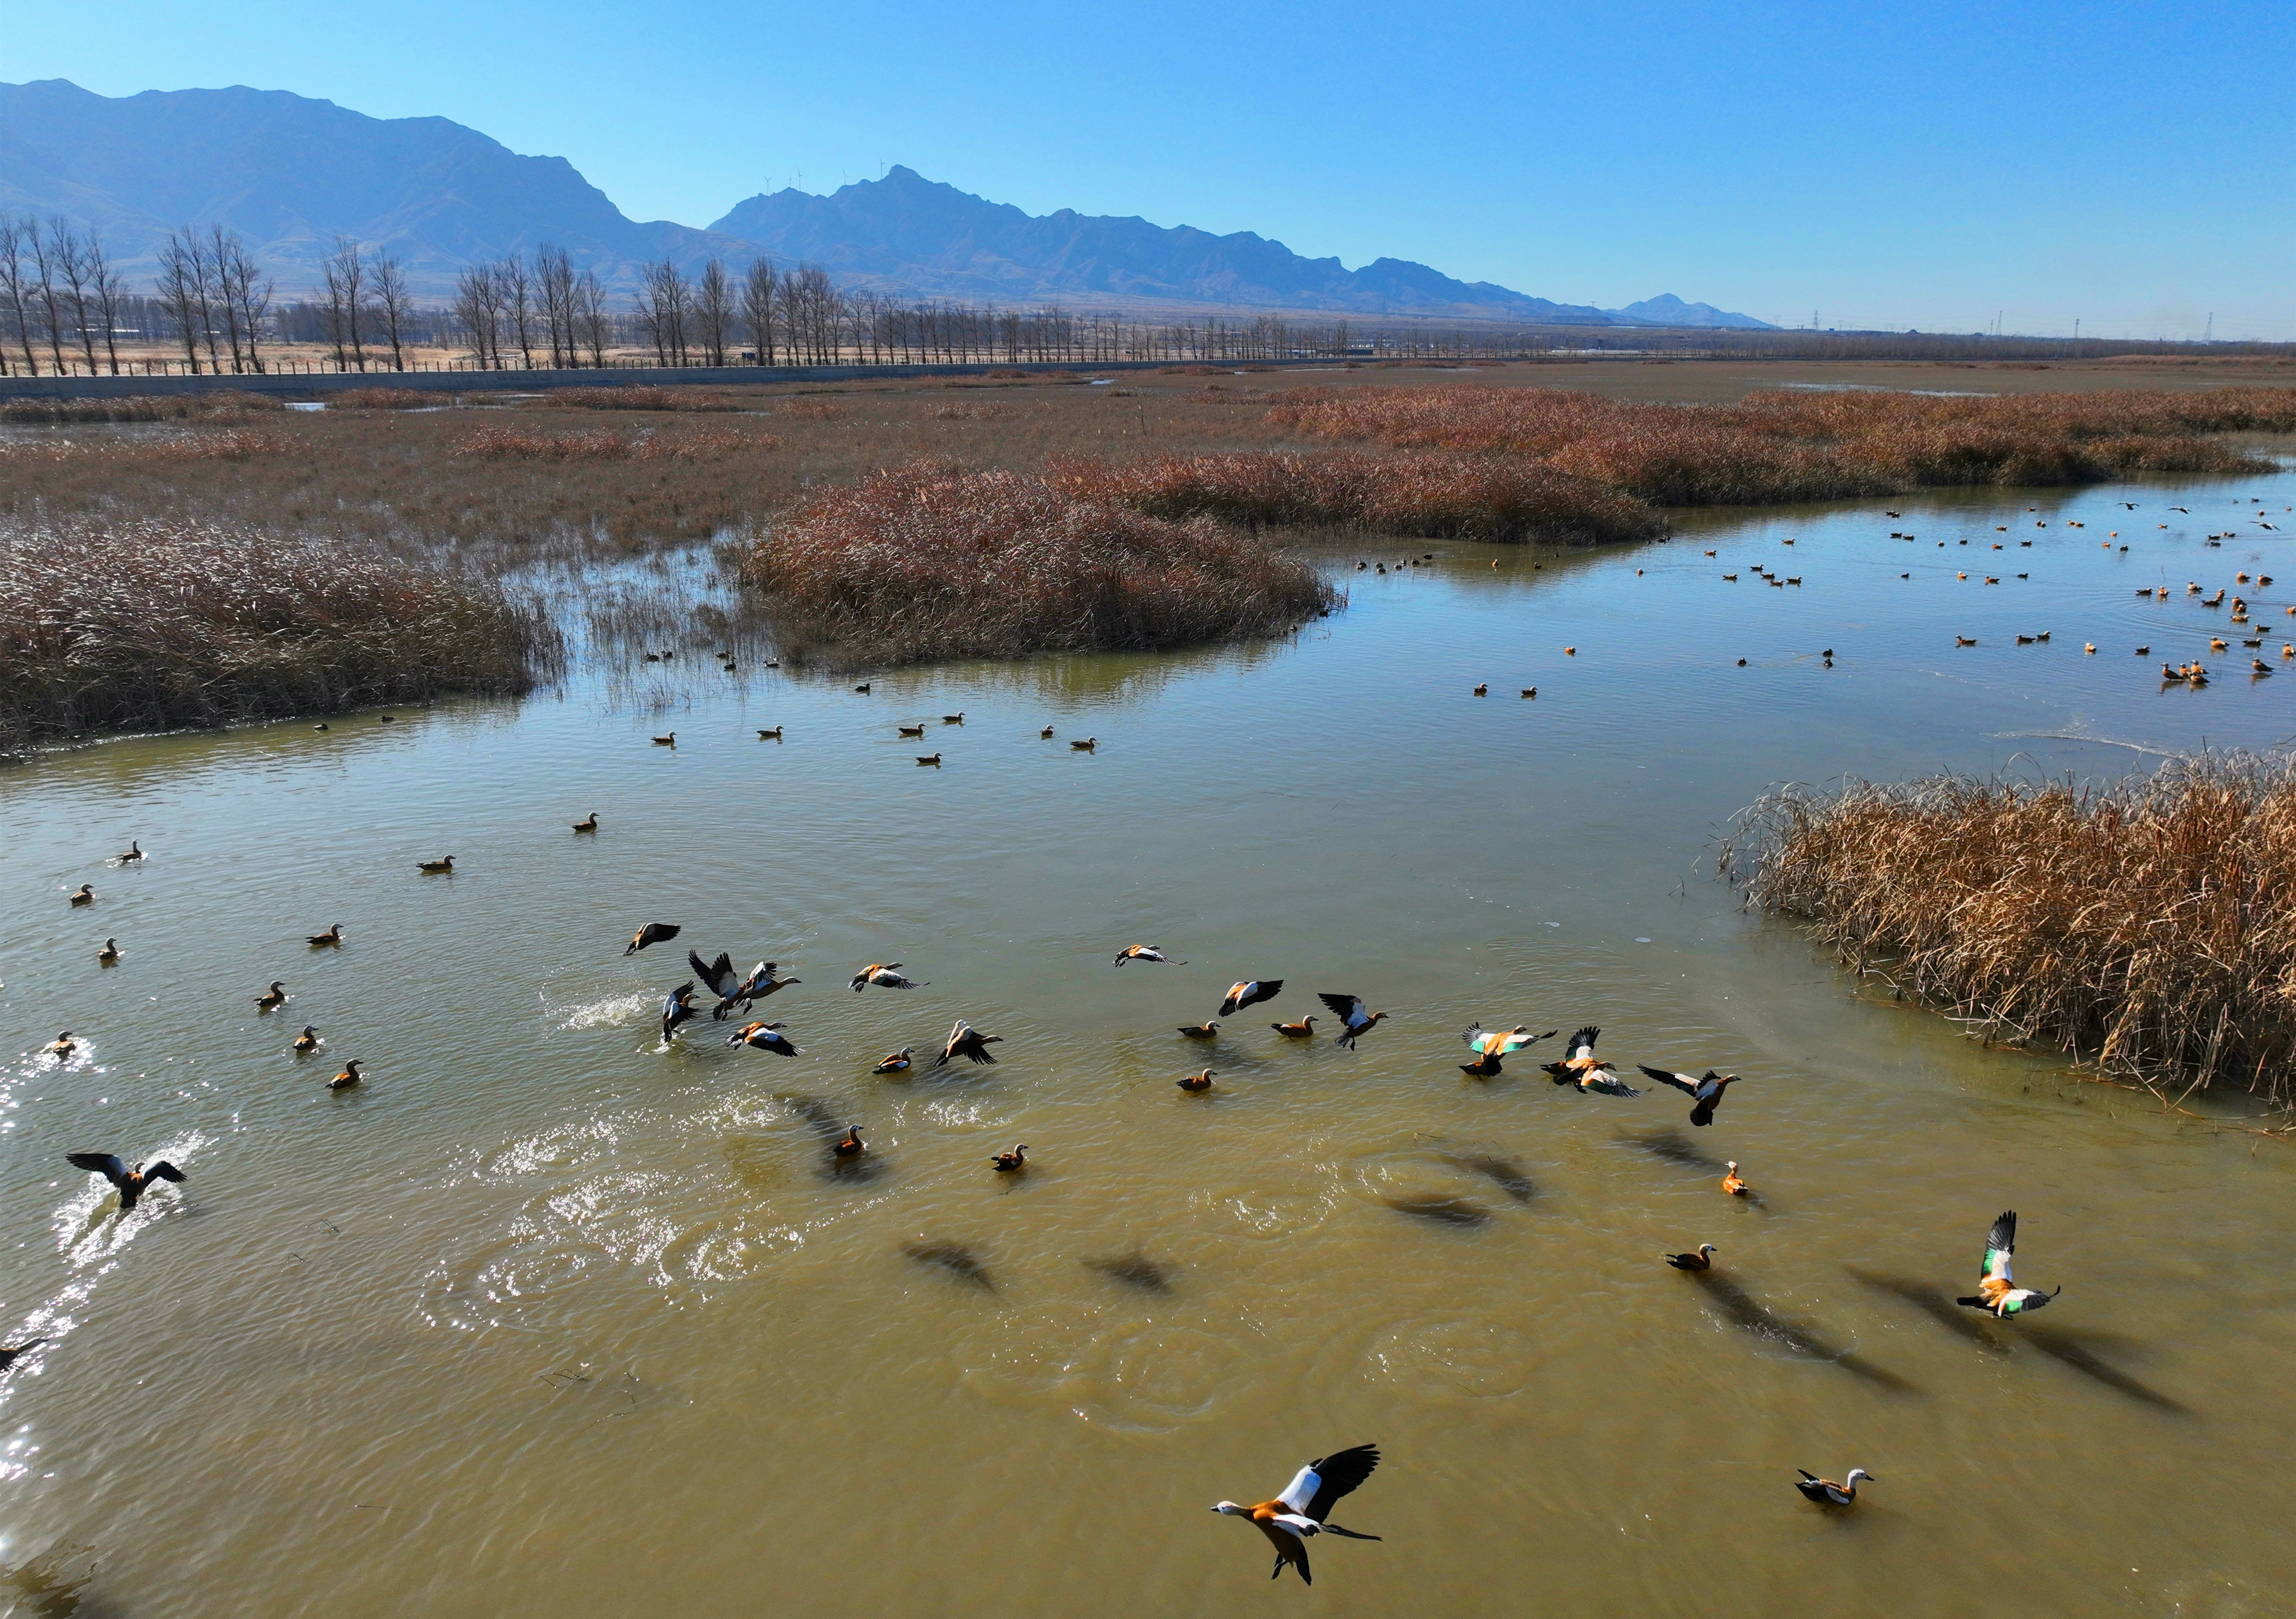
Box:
xmin=3 ymin=458 xmax=2294 ymax=1616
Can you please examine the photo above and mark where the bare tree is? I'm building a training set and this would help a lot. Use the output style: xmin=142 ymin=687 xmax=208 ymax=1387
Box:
xmin=157 ymin=229 xmax=208 ymax=373
xmin=695 ymin=259 xmax=732 ymax=367
xmin=576 ymin=267 xmax=608 ymax=366
xmin=202 ymin=225 xmax=251 ymax=373
xmin=86 ymin=230 xmax=125 ymax=374
xmin=47 ymin=220 xmax=102 ymax=374
xmin=0 ymin=217 xmax=34 ymax=374
xmin=741 ymin=257 xmax=777 ymax=365
xmin=536 ymin=244 xmax=574 ymax=367
xmin=503 ymin=253 xmax=534 ymax=367
xmin=372 ymin=252 xmax=412 ymax=370
xmin=27 ymin=219 xmax=68 ymax=373
xmin=218 ymin=235 xmax=272 ymax=374
xmin=453 ymin=264 xmax=500 ymax=368
xmin=636 ymin=260 xmax=691 ymax=366
xmin=321 ymin=236 xmax=368 ymax=371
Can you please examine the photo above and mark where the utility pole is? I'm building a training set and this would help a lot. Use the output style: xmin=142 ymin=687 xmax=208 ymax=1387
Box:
xmin=2074 ymin=318 xmax=2080 ymax=340
xmin=2205 ymin=312 xmax=2214 ymax=342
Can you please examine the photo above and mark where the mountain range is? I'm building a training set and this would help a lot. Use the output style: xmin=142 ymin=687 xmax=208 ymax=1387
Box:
xmin=0 ymin=79 xmax=1774 ymax=328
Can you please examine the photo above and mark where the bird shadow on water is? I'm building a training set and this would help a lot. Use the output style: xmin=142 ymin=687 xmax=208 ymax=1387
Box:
xmin=1440 ymin=1152 xmax=1537 ymax=1204
xmin=1084 ymin=1252 xmax=1174 ymax=1292
xmin=1688 ymin=1272 xmax=1918 ymax=1394
xmin=1845 ymin=1268 xmax=2189 ymax=1414
xmin=1384 ymin=1195 xmax=1491 ymax=1228
xmin=904 ymin=1240 xmax=993 ymax=1290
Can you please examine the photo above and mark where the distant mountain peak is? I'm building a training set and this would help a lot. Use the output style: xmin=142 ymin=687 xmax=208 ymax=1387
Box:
xmin=1608 ymin=292 xmax=1775 ymax=330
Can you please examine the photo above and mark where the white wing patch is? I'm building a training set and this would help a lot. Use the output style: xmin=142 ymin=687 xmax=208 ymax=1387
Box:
xmin=1277 ymin=1464 xmax=1320 ymax=1513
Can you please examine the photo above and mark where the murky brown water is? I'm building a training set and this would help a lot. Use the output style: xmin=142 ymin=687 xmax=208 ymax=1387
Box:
xmin=3 ymin=464 xmax=2294 ymax=1617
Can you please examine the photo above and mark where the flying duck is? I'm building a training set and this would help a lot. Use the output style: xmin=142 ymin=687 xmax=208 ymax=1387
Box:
xmin=117 ymin=840 xmax=144 ymax=863
xmin=937 ymin=1019 xmax=1001 ymax=1066
xmin=1956 ymin=1210 xmax=2058 ymax=1317
xmin=1542 ymin=1027 xmax=1642 ymax=1095
xmin=833 ymin=1126 xmax=864 ymax=1158
xmin=329 ymin=1059 xmax=364 ymax=1091
xmin=1319 ymin=993 xmax=1388 ymax=1048
xmin=1178 ymin=1068 xmax=1216 ymax=1092
xmin=989 ymin=1144 xmax=1029 ymax=1173
xmin=1457 ymin=1024 xmax=1556 ymax=1078
xmin=1721 ymin=1161 xmax=1750 ymax=1196
xmin=1271 ymin=1015 xmax=1318 ymax=1039
xmin=1178 ymin=1021 xmax=1220 ymax=1039
xmin=97 ymin=938 xmax=120 ymax=965
xmin=1212 ymin=1443 xmax=1382 ymax=1586
xmin=416 ymin=855 xmax=455 ymax=874
xmin=626 ymin=921 xmax=682 ymax=955
xmin=1113 ymin=945 xmax=1187 ymax=966
xmin=871 ymin=1047 xmax=913 ymax=1075
xmin=1637 ymin=1066 xmax=1741 ymax=1126
xmin=67 ymin=1152 xmax=186 ymax=1212
xmin=1664 ymin=1244 xmax=1717 ymax=1271
xmin=1795 ymin=1469 xmax=1872 ymax=1507
xmin=851 ymin=962 xmax=926 ymax=991
xmin=690 ymin=951 xmax=793 ymax=1019
xmin=293 ymin=1025 xmax=322 ymax=1054
xmin=572 ymin=813 xmax=598 ymax=832
xmin=69 ymin=884 xmax=94 ymax=906
xmin=727 ymin=1020 xmax=799 ymax=1055
xmin=660 ymin=983 xmax=700 ymax=1042
xmin=255 ymin=981 xmax=289 ymax=1012
xmin=307 ymin=924 xmax=343 ymax=947
xmin=1219 ymin=979 xmax=1283 ymax=1016
xmin=0 ymin=1339 xmax=47 ymax=1373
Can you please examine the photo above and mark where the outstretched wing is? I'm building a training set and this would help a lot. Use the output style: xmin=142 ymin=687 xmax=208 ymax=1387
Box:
xmin=1318 ymin=992 xmax=1368 ymax=1027
xmin=1564 ymin=1025 xmax=1601 ymax=1062
xmin=1639 ymin=1065 xmax=1699 ymax=1096
xmin=1275 ymin=1464 xmax=1321 ymax=1513
xmin=1301 ymin=1444 xmax=1380 ymax=1524
xmin=145 ymin=1161 xmax=187 ymax=1183
xmin=689 ymin=951 xmax=738 ymax=997
xmin=1982 ymin=1210 xmax=2017 ymax=1285
xmin=67 ymin=1152 xmax=128 ymax=1186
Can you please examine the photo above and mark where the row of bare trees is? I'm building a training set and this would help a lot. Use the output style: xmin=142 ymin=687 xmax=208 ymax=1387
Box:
xmin=0 ymin=216 xmax=132 ymax=376
xmin=157 ymin=226 xmax=276 ymax=375
xmin=455 ymin=245 xmax=613 ymax=369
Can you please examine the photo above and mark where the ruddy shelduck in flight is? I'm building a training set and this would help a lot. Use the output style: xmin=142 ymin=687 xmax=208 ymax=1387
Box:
xmin=1956 ymin=1210 xmax=2058 ymax=1317
xmin=1211 ymin=1443 xmax=1383 ymax=1586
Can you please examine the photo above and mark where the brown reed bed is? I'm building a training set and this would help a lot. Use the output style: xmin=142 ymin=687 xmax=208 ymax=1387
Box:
xmin=0 ymin=516 xmax=557 ymax=750
xmin=533 ymin=385 xmax=741 ymax=412
xmin=1738 ymin=755 xmax=2296 ymax=1103
xmin=0 ymin=391 xmax=284 ymax=424
xmin=1046 ymin=450 xmax=1660 ymax=545
xmin=739 ymin=460 xmax=1336 ymax=666
xmin=330 ymin=387 xmax=438 ymax=410
xmin=452 ymin=424 xmax=778 ymax=461
xmin=1269 ymin=384 xmax=2296 ymax=506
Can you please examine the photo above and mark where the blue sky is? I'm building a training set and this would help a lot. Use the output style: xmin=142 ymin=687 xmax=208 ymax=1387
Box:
xmin=8 ymin=0 xmax=2292 ymax=337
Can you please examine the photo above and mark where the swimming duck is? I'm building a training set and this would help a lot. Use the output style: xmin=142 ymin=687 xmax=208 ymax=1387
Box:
xmin=1178 ymin=1021 xmax=1220 ymax=1039
xmin=1071 ymin=738 xmax=1097 ymax=751
xmin=1271 ymin=1015 xmax=1318 ymax=1039
xmin=1318 ymin=993 xmax=1388 ymax=1048
xmin=1795 ymin=1469 xmax=1872 ymax=1508
xmin=328 ymin=1059 xmax=364 ymax=1091
xmin=1955 ymin=636 xmax=1976 ymax=647
xmin=416 ymin=855 xmax=455 ymax=874
xmin=1542 ymin=1027 xmax=1642 ymax=1095
xmin=757 ymin=727 xmax=783 ymax=741
xmin=1637 ymin=1066 xmax=1741 ymax=1127
xmin=117 ymin=840 xmax=144 ymax=863
xmin=97 ymin=938 xmax=120 ymax=965
xmin=1457 ymin=1024 xmax=1555 ymax=1078
xmin=652 ymin=732 xmax=676 ymax=747
xmin=1114 ymin=945 xmax=1187 ymax=966
xmin=989 ymin=1144 xmax=1029 ymax=1173
xmin=899 ymin=724 xmax=926 ymax=738
xmin=1040 ymin=726 xmax=1056 ymax=739
xmin=1178 ymin=1068 xmax=1216 ymax=1092
xmin=69 ymin=884 xmax=94 ymax=906
xmin=294 ymin=1025 xmax=322 ymax=1054
xmin=1472 ymin=684 xmax=1487 ymax=697
xmin=851 ymin=962 xmax=926 ymax=991
xmin=942 ymin=713 xmax=964 ymax=725
xmin=854 ymin=682 xmax=872 ymax=694
xmin=916 ymin=753 xmax=942 ymax=766
xmin=871 ymin=1047 xmax=913 ymax=1075
xmin=572 ymin=813 xmax=598 ymax=832
xmin=626 ymin=921 xmax=682 ymax=955
xmin=67 ymin=1152 xmax=186 ymax=1211
xmin=727 ymin=1020 xmax=799 ymax=1055
xmin=660 ymin=983 xmax=700 ymax=1042
xmin=302 ymin=921 xmax=346 ymax=948
xmin=1721 ymin=1161 xmax=1750 ymax=1196
xmin=1212 ymin=1443 xmax=1383 ymax=1586
xmin=833 ymin=1126 xmax=863 ymax=1158
xmin=1219 ymin=979 xmax=1283 ymax=1016
xmin=2256 ymin=659 xmax=2275 ymax=676
xmin=1664 ymin=1244 xmax=1717 ymax=1272
xmin=47 ymin=1032 xmax=75 ymax=1058
xmin=255 ymin=980 xmax=288 ymax=1012
xmin=938 ymin=1019 xmax=1002 ymax=1066
xmin=1521 ymin=688 xmax=1536 ymax=698
xmin=1956 ymin=1209 xmax=2058 ymax=1317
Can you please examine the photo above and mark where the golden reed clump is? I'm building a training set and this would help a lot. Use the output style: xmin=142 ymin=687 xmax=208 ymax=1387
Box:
xmin=741 ymin=459 xmax=1336 ymax=666
xmin=1741 ymin=755 xmax=2296 ymax=1099
xmin=0 ymin=516 xmax=555 ymax=749
xmin=1267 ymin=384 xmax=2296 ymax=506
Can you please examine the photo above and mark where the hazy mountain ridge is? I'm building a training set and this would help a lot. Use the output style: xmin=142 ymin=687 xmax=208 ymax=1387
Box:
xmin=0 ymin=78 xmax=1775 ymax=327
